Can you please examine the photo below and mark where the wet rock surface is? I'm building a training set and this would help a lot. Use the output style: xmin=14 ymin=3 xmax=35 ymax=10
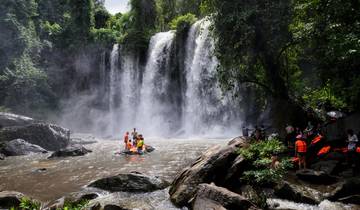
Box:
xmin=0 ymin=112 xmax=37 ymax=128
xmin=169 ymin=137 xmax=249 ymax=207
xmin=0 ymin=123 xmax=70 ymax=151
xmin=89 ymin=172 xmax=169 ymax=192
xmin=274 ymin=181 xmax=324 ymax=204
xmin=48 ymin=144 xmax=92 ymax=158
xmin=310 ymin=160 xmax=340 ymax=175
xmin=0 ymin=191 xmax=24 ymax=209
xmin=192 ymin=183 xmax=257 ymax=210
xmin=329 ymin=178 xmax=360 ymax=201
xmin=1 ymin=139 xmax=47 ymax=156
xmin=0 ymin=152 xmax=4 ymax=160
xmin=295 ymin=169 xmax=338 ymax=184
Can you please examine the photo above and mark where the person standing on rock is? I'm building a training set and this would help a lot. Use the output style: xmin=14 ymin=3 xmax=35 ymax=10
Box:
xmin=346 ymin=129 xmax=358 ymax=173
xmin=242 ymin=126 xmax=249 ymax=137
xmin=131 ymin=128 xmax=138 ymax=147
xmin=123 ymin=131 xmax=129 ymax=150
xmin=295 ymin=135 xmax=307 ymax=169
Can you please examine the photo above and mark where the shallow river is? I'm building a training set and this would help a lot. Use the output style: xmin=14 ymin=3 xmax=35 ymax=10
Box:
xmin=0 ymin=135 xmax=230 ymax=202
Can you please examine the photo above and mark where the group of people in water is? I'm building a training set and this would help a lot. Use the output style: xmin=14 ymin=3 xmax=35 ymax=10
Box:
xmin=123 ymin=128 xmax=145 ymax=154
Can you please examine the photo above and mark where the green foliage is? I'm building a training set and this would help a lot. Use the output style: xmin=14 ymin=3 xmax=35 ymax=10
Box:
xmin=204 ymin=0 xmax=294 ymax=99
xmin=239 ymin=139 xmax=291 ymax=185
xmin=61 ymin=199 xmax=89 ymax=210
xmin=18 ymin=197 xmax=41 ymax=210
xmin=302 ymin=81 xmax=347 ymax=110
xmin=169 ymin=13 xmax=197 ymax=32
xmin=41 ymin=21 xmax=62 ymax=36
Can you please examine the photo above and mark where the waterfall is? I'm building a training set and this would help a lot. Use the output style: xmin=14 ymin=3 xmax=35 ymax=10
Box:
xmin=182 ymin=19 xmax=241 ymax=136
xmin=61 ymin=19 xmax=242 ymax=137
xmin=136 ymin=31 xmax=176 ymax=136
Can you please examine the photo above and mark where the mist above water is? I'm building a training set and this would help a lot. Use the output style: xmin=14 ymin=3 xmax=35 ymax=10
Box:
xmin=60 ymin=19 xmax=243 ymax=138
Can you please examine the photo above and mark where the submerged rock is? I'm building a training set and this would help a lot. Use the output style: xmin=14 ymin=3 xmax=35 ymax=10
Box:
xmin=169 ymin=137 xmax=249 ymax=207
xmin=274 ymin=181 xmax=323 ymax=204
xmin=0 ymin=123 xmax=70 ymax=151
xmin=88 ymin=172 xmax=169 ymax=192
xmin=192 ymin=184 xmax=257 ymax=210
xmin=48 ymin=144 xmax=92 ymax=159
xmin=1 ymin=139 xmax=47 ymax=156
xmin=0 ymin=112 xmax=37 ymax=128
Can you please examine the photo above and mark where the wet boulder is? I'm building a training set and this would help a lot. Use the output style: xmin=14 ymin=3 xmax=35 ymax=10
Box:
xmin=0 ymin=191 xmax=24 ymax=209
xmin=329 ymin=178 xmax=360 ymax=201
xmin=0 ymin=191 xmax=39 ymax=209
xmin=145 ymin=145 xmax=155 ymax=153
xmin=274 ymin=181 xmax=324 ymax=204
xmin=88 ymin=172 xmax=169 ymax=192
xmin=311 ymin=160 xmax=340 ymax=175
xmin=192 ymin=184 xmax=258 ymax=210
xmin=44 ymin=190 xmax=100 ymax=210
xmin=48 ymin=144 xmax=92 ymax=159
xmin=296 ymin=169 xmax=338 ymax=184
xmin=169 ymin=137 xmax=249 ymax=207
xmin=337 ymin=195 xmax=360 ymax=205
xmin=0 ymin=123 xmax=70 ymax=151
xmin=0 ymin=112 xmax=37 ymax=128
xmin=1 ymin=139 xmax=47 ymax=156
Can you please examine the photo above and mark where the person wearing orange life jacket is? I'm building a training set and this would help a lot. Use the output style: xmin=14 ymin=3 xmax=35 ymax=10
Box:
xmin=295 ymin=135 xmax=307 ymax=169
xmin=123 ymin=132 xmax=129 ymax=150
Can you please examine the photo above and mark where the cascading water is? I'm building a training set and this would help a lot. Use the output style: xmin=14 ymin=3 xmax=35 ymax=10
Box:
xmin=182 ymin=19 xmax=241 ymax=136
xmin=136 ymin=31 xmax=176 ymax=136
xmin=62 ymin=19 xmax=242 ymax=137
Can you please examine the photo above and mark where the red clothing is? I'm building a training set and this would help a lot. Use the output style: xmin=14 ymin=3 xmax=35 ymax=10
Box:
xmin=295 ymin=140 xmax=307 ymax=153
xmin=124 ymin=134 xmax=129 ymax=143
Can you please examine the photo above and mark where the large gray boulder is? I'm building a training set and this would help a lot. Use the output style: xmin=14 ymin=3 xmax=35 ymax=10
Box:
xmin=1 ymin=139 xmax=47 ymax=156
xmin=274 ymin=181 xmax=324 ymax=204
xmin=169 ymin=137 xmax=249 ymax=207
xmin=88 ymin=172 xmax=169 ymax=192
xmin=0 ymin=123 xmax=70 ymax=151
xmin=192 ymin=184 xmax=258 ymax=210
xmin=48 ymin=144 xmax=92 ymax=159
xmin=0 ymin=112 xmax=37 ymax=128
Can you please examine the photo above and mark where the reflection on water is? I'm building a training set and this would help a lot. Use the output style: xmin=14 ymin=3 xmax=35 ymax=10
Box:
xmin=0 ymin=136 xmax=229 ymax=202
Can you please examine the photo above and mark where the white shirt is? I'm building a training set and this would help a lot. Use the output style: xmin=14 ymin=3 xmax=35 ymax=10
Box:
xmin=348 ymin=134 xmax=358 ymax=151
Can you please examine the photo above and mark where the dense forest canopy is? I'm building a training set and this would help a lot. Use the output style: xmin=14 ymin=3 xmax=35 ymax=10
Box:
xmin=0 ymin=0 xmax=359 ymax=122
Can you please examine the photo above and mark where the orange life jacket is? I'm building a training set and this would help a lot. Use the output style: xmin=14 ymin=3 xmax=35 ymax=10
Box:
xmin=317 ymin=146 xmax=331 ymax=156
xmin=295 ymin=140 xmax=307 ymax=153
xmin=333 ymin=147 xmax=348 ymax=153
xmin=311 ymin=135 xmax=322 ymax=145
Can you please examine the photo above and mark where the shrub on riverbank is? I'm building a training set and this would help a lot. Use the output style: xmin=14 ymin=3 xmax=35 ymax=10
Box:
xmin=239 ymin=138 xmax=292 ymax=185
